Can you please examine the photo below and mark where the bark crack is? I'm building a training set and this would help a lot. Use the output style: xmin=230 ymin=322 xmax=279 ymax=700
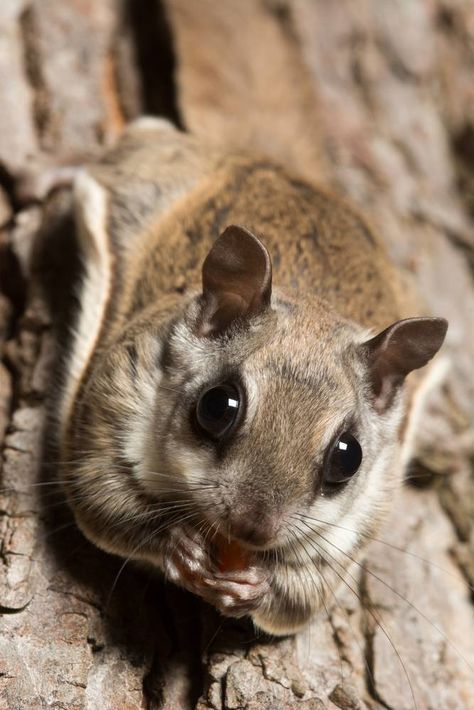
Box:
xmin=125 ymin=0 xmax=182 ymax=126
xmin=359 ymin=569 xmax=394 ymax=710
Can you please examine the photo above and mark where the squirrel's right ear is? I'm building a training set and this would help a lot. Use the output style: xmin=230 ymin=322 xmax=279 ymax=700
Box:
xmin=197 ymin=225 xmax=272 ymax=336
xmin=362 ymin=316 xmax=448 ymax=412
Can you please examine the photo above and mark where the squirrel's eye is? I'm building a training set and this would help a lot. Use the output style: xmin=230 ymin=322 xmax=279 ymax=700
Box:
xmin=196 ymin=383 xmax=240 ymax=439
xmin=324 ymin=432 xmax=362 ymax=485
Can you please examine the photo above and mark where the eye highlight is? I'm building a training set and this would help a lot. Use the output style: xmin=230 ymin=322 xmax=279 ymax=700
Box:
xmin=323 ymin=432 xmax=362 ymax=486
xmin=195 ymin=383 xmax=241 ymax=439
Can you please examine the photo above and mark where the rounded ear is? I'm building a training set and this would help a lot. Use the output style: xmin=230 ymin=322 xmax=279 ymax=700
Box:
xmin=362 ymin=317 xmax=448 ymax=412
xmin=197 ymin=224 xmax=272 ymax=336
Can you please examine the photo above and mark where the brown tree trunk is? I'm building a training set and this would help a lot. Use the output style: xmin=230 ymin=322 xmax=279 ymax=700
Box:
xmin=1 ymin=1 xmax=473 ymax=708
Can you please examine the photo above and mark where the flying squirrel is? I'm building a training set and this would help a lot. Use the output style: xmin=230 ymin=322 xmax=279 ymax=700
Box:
xmin=57 ymin=117 xmax=447 ymax=635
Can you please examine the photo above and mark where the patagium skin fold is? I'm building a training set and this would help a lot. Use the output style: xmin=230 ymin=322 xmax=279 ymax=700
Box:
xmin=58 ymin=118 xmax=447 ymax=635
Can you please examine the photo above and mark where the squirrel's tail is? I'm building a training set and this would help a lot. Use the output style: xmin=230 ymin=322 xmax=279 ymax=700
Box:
xmin=164 ymin=0 xmax=328 ymax=182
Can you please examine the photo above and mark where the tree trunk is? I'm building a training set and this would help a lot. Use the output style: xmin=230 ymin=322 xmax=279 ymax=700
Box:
xmin=1 ymin=1 xmax=473 ymax=708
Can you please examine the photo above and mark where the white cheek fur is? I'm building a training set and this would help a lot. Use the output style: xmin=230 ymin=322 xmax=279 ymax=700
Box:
xmin=119 ymin=336 xmax=165 ymax=484
xmin=171 ymin=448 xmax=216 ymax=486
xmin=239 ymin=371 xmax=259 ymax=434
xmin=296 ymin=413 xmax=402 ymax=568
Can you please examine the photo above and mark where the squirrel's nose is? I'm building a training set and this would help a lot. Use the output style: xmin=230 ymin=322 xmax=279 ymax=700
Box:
xmin=227 ymin=508 xmax=279 ymax=547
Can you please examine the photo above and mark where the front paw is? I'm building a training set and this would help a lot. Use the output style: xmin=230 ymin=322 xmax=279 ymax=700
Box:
xmin=201 ymin=567 xmax=271 ymax=618
xmin=163 ymin=528 xmax=270 ymax=617
xmin=163 ymin=526 xmax=210 ymax=589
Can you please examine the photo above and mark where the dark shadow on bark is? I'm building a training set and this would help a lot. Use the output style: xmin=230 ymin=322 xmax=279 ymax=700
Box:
xmin=125 ymin=0 xmax=182 ymax=127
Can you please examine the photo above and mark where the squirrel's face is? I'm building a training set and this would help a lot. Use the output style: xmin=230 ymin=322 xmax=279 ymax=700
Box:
xmin=67 ymin=226 xmax=446 ymax=570
xmin=139 ymin=297 xmax=405 ymax=558
xmin=130 ymin=226 xmax=445 ymax=561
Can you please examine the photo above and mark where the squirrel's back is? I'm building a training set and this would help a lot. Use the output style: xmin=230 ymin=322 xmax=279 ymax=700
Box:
xmin=82 ymin=120 xmax=414 ymax=342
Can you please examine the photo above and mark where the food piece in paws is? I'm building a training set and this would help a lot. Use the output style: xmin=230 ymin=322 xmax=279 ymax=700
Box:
xmin=215 ymin=535 xmax=250 ymax=572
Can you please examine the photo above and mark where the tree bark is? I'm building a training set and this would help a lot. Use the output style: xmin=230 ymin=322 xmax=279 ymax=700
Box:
xmin=0 ymin=1 xmax=473 ymax=708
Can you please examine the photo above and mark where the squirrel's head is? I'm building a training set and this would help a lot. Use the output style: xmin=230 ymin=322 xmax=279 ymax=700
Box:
xmin=67 ymin=225 xmax=447 ymax=596
xmin=133 ymin=226 xmax=447 ymax=549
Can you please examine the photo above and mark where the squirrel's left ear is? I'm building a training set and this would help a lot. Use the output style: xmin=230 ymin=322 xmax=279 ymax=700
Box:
xmin=362 ymin=317 xmax=448 ymax=412
xmin=197 ymin=224 xmax=272 ymax=336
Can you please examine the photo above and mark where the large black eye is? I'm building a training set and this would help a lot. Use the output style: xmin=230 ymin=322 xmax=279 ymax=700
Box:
xmin=324 ymin=432 xmax=362 ymax=485
xmin=195 ymin=383 xmax=241 ymax=439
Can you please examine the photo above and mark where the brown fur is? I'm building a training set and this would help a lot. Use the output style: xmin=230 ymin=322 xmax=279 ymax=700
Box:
xmin=59 ymin=120 xmax=446 ymax=634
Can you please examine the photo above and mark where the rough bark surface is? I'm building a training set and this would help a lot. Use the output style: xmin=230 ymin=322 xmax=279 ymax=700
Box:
xmin=0 ymin=1 xmax=473 ymax=708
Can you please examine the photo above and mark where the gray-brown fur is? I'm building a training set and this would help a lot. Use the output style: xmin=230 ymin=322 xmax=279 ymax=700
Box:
xmin=60 ymin=119 xmax=447 ymax=635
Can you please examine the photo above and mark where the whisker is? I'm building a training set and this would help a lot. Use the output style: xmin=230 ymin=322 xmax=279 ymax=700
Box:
xmin=105 ymin=501 xmax=199 ymax=532
xmin=285 ymin=531 xmax=313 ymax=665
xmin=296 ymin=512 xmax=474 ymax=591
xmin=209 ymin=518 xmax=222 ymax=548
xmin=203 ymin=620 xmax=224 ymax=654
xmin=293 ymin=522 xmax=417 ymax=710
xmin=141 ymin=469 xmax=218 ymax=484
xmin=296 ymin=516 xmax=474 ymax=676
xmin=287 ymin=525 xmax=366 ymax=687
xmin=104 ymin=509 xmax=199 ymax=611
xmin=287 ymin=527 xmax=344 ymax=676
xmin=158 ymin=384 xmax=183 ymax=395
